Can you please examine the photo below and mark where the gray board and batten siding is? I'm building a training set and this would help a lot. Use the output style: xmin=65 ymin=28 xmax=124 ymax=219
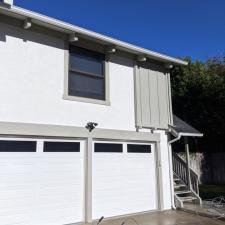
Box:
xmin=134 ymin=62 xmax=173 ymax=130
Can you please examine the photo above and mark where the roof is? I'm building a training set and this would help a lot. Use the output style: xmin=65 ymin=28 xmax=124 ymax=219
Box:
xmin=170 ymin=115 xmax=203 ymax=137
xmin=0 ymin=4 xmax=188 ymax=66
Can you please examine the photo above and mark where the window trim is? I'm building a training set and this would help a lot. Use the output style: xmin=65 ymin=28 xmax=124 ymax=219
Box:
xmin=63 ymin=43 xmax=110 ymax=105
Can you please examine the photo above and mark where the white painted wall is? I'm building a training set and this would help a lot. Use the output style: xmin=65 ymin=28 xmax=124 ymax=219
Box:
xmin=138 ymin=130 xmax=172 ymax=210
xmin=0 ymin=22 xmax=173 ymax=210
xmin=0 ymin=22 xmax=136 ymax=131
xmin=156 ymin=130 xmax=172 ymax=210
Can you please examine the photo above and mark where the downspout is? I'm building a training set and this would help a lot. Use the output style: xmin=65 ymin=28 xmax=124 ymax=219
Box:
xmin=168 ymin=133 xmax=181 ymax=145
xmin=168 ymin=132 xmax=182 ymax=210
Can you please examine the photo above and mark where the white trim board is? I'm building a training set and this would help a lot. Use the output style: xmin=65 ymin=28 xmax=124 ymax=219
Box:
xmin=0 ymin=121 xmax=160 ymax=142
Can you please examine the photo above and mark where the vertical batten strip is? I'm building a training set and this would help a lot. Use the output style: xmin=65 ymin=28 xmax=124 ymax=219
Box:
xmin=147 ymin=66 xmax=152 ymax=127
xmin=167 ymin=73 xmax=173 ymax=125
xmin=164 ymin=72 xmax=170 ymax=126
xmin=156 ymin=71 xmax=161 ymax=128
xmin=134 ymin=62 xmax=142 ymax=127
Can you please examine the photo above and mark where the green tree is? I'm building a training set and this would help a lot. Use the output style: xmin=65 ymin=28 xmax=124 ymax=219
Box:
xmin=171 ymin=56 xmax=225 ymax=152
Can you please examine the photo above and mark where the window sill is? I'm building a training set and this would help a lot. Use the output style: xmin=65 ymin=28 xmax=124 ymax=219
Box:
xmin=63 ymin=94 xmax=110 ymax=106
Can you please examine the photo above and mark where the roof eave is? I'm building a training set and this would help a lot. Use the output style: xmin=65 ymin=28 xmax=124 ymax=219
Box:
xmin=169 ymin=125 xmax=203 ymax=138
xmin=178 ymin=132 xmax=204 ymax=137
xmin=0 ymin=5 xmax=188 ymax=66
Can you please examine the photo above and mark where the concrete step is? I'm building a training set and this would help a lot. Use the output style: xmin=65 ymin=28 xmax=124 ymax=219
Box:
xmin=174 ymin=184 xmax=186 ymax=188
xmin=180 ymin=196 xmax=198 ymax=202
xmin=175 ymin=190 xmax=192 ymax=195
xmin=173 ymin=178 xmax=180 ymax=182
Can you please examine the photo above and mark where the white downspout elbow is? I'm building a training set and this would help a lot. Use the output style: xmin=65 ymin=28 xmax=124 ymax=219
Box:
xmin=168 ymin=133 xmax=181 ymax=144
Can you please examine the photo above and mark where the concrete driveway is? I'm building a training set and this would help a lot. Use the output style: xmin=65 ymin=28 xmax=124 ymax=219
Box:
xmin=100 ymin=210 xmax=225 ymax=225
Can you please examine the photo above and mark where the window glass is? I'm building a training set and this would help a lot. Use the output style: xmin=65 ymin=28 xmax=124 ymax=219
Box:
xmin=69 ymin=72 xmax=104 ymax=100
xmin=70 ymin=47 xmax=104 ymax=76
xmin=44 ymin=142 xmax=80 ymax=152
xmin=0 ymin=140 xmax=36 ymax=152
xmin=127 ymin=144 xmax=151 ymax=153
xmin=94 ymin=143 xmax=123 ymax=153
xmin=68 ymin=46 xmax=105 ymax=100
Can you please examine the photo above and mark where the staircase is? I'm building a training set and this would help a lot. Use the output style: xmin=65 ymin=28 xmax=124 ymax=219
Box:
xmin=172 ymin=152 xmax=202 ymax=208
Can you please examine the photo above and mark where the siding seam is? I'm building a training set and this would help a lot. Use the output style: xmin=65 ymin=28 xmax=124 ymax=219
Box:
xmin=156 ymin=71 xmax=161 ymax=127
xmin=147 ymin=67 xmax=152 ymax=128
xmin=138 ymin=67 xmax=143 ymax=127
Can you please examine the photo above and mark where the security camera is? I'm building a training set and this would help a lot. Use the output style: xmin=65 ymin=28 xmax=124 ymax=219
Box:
xmin=85 ymin=122 xmax=98 ymax=132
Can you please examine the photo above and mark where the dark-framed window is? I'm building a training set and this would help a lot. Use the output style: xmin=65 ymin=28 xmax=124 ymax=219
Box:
xmin=0 ymin=140 xmax=36 ymax=152
xmin=127 ymin=144 xmax=151 ymax=153
xmin=94 ymin=143 xmax=123 ymax=153
xmin=69 ymin=46 xmax=105 ymax=100
xmin=43 ymin=142 xmax=80 ymax=152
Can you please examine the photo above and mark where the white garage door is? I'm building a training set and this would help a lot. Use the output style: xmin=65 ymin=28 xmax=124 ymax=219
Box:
xmin=92 ymin=141 xmax=158 ymax=219
xmin=0 ymin=138 xmax=84 ymax=225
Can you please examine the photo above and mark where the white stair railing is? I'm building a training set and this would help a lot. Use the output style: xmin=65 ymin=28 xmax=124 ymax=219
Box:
xmin=172 ymin=152 xmax=200 ymax=195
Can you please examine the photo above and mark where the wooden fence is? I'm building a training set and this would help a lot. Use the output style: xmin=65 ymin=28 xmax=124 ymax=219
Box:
xmin=202 ymin=152 xmax=225 ymax=184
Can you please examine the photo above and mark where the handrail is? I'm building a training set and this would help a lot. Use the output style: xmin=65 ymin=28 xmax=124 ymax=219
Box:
xmin=172 ymin=152 xmax=188 ymax=185
xmin=172 ymin=152 xmax=199 ymax=194
xmin=190 ymin=169 xmax=199 ymax=194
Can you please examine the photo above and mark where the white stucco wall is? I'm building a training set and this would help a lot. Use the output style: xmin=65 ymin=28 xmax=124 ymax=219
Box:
xmin=0 ymin=22 xmax=173 ymax=210
xmin=158 ymin=131 xmax=172 ymax=210
xmin=0 ymin=22 xmax=136 ymax=131
xmin=139 ymin=129 xmax=172 ymax=210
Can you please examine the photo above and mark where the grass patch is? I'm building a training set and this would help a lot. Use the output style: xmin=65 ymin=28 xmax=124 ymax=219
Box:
xmin=199 ymin=185 xmax=225 ymax=200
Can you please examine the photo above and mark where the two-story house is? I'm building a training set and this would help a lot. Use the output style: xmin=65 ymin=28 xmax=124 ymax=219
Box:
xmin=0 ymin=1 xmax=202 ymax=225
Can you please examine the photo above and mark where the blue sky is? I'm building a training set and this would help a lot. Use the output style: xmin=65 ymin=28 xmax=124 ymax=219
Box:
xmin=15 ymin=0 xmax=225 ymax=61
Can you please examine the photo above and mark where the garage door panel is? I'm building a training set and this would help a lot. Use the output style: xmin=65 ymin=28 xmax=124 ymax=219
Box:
xmin=38 ymin=207 xmax=81 ymax=225
xmin=37 ymin=192 xmax=83 ymax=207
xmin=40 ymin=169 xmax=83 ymax=179
xmin=0 ymin=139 xmax=84 ymax=225
xmin=36 ymin=141 xmax=84 ymax=225
xmin=0 ymin=214 xmax=33 ymax=225
xmin=93 ymin=141 xmax=158 ymax=219
xmin=0 ymin=198 xmax=33 ymax=210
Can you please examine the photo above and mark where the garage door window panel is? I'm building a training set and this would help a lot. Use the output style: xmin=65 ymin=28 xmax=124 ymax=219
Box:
xmin=127 ymin=144 xmax=151 ymax=153
xmin=94 ymin=143 xmax=123 ymax=153
xmin=44 ymin=142 xmax=80 ymax=152
xmin=0 ymin=140 xmax=36 ymax=152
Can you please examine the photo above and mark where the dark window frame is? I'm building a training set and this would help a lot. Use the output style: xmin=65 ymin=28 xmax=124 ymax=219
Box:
xmin=68 ymin=46 xmax=106 ymax=101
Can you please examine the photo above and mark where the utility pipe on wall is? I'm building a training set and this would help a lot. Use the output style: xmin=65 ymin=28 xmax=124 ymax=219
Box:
xmin=167 ymin=133 xmax=182 ymax=210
